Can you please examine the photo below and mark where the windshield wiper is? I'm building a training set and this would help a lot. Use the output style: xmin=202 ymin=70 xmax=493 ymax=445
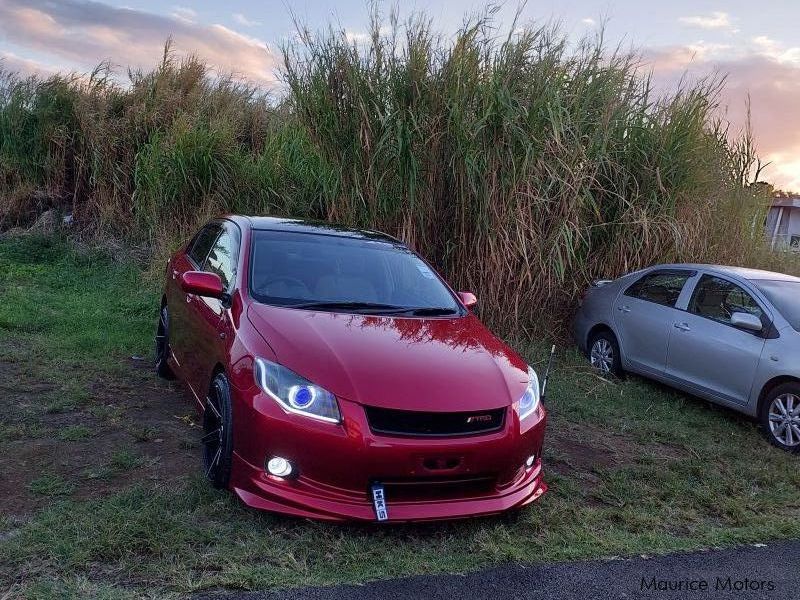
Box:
xmin=393 ymin=307 xmax=460 ymax=316
xmin=286 ymin=301 xmax=406 ymax=313
xmin=285 ymin=301 xmax=460 ymax=316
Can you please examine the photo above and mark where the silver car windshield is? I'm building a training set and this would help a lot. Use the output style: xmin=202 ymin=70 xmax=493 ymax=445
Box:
xmin=754 ymin=280 xmax=800 ymax=332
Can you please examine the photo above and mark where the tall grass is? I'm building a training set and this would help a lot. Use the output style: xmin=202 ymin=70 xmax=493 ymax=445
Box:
xmin=0 ymin=12 xmax=781 ymax=335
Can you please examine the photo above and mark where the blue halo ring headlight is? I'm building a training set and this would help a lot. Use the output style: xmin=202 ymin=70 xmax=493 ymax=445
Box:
xmin=288 ymin=385 xmax=316 ymax=409
xmin=516 ymin=366 xmax=541 ymax=422
xmin=254 ymin=358 xmax=341 ymax=423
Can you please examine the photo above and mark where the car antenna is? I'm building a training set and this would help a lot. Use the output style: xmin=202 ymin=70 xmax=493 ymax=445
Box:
xmin=540 ymin=345 xmax=556 ymax=403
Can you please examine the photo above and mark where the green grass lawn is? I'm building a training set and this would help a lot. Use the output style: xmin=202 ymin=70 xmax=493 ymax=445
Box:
xmin=1 ymin=234 xmax=799 ymax=599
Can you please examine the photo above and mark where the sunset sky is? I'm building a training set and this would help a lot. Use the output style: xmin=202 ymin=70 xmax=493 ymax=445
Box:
xmin=1 ymin=0 xmax=798 ymax=191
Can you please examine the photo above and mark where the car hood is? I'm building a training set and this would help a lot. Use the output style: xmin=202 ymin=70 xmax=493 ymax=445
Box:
xmin=247 ymin=304 xmax=529 ymax=412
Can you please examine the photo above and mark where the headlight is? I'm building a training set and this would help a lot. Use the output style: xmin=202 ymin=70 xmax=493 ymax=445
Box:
xmin=516 ymin=366 xmax=541 ymax=421
xmin=254 ymin=358 xmax=341 ymax=423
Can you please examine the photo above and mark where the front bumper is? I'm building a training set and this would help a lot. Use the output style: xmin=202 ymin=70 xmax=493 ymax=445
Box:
xmin=231 ymin=455 xmax=546 ymax=522
xmin=229 ymin=387 xmax=548 ymax=522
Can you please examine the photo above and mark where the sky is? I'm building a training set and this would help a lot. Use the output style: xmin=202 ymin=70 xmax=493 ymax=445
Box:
xmin=1 ymin=0 xmax=799 ymax=190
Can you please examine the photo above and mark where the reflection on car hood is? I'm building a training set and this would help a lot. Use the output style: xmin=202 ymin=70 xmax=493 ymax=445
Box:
xmin=247 ymin=304 xmax=528 ymax=412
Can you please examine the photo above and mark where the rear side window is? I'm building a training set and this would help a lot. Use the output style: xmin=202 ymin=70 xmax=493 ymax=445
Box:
xmin=625 ymin=271 xmax=691 ymax=307
xmin=188 ymin=225 xmax=220 ymax=266
xmin=689 ymin=275 xmax=764 ymax=325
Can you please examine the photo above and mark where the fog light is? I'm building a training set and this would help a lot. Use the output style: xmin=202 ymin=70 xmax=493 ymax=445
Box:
xmin=525 ymin=455 xmax=536 ymax=468
xmin=266 ymin=456 xmax=294 ymax=478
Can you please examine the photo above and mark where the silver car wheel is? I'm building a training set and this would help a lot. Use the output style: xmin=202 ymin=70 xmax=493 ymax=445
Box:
xmin=768 ymin=394 xmax=800 ymax=447
xmin=590 ymin=339 xmax=613 ymax=375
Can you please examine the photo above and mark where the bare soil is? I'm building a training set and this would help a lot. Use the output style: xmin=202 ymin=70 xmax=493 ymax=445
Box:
xmin=0 ymin=341 xmax=198 ymax=520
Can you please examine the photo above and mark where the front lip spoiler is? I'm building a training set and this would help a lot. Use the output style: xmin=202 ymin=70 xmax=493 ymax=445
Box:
xmin=229 ymin=453 xmax=547 ymax=522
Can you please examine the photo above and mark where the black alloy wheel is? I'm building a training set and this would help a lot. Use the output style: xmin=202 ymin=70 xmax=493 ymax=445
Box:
xmin=155 ymin=305 xmax=175 ymax=379
xmin=202 ymin=372 xmax=234 ymax=488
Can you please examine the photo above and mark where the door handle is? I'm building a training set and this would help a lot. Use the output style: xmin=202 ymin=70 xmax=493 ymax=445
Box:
xmin=617 ymin=305 xmax=631 ymax=313
xmin=673 ymin=322 xmax=691 ymax=331
xmin=186 ymin=294 xmax=193 ymax=303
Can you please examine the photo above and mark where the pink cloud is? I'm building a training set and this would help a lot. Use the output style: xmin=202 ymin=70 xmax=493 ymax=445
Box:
xmin=0 ymin=0 xmax=279 ymax=86
xmin=0 ymin=51 xmax=58 ymax=78
xmin=644 ymin=45 xmax=800 ymax=191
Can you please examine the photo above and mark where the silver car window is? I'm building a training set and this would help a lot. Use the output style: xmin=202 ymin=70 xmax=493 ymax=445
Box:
xmin=624 ymin=271 xmax=691 ymax=307
xmin=689 ymin=275 xmax=764 ymax=325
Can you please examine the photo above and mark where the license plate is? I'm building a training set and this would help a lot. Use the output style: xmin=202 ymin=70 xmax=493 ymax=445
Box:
xmin=371 ymin=483 xmax=389 ymax=522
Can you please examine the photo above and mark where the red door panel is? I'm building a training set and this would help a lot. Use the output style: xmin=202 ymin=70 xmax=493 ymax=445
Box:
xmin=183 ymin=296 xmax=230 ymax=397
xmin=166 ymin=254 xmax=195 ymax=376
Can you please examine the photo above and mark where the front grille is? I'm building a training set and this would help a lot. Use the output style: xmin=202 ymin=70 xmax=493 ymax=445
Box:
xmin=364 ymin=406 xmax=506 ymax=437
xmin=381 ymin=475 xmax=497 ymax=501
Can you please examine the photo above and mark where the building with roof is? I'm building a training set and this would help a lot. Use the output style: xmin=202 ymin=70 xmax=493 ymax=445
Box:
xmin=765 ymin=197 xmax=800 ymax=251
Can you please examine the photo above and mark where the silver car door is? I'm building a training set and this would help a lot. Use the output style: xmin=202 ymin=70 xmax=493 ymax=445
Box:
xmin=665 ymin=273 xmax=767 ymax=404
xmin=613 ymin=269 xmax=694 ymax=376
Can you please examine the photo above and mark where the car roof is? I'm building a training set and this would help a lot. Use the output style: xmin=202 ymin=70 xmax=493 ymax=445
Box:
xmin=652 ymin=263 xmax=800 ymax=283
xmin=227 ymin=215 xmax=402 ymax=244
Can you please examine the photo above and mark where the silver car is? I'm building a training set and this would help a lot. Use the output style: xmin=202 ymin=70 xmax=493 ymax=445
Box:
xmin=573 ymin=264 xmax=800 ymax=452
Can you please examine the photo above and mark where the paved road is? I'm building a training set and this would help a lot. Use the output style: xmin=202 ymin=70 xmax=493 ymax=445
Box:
xmin=199 ymin=540 xmax=799 ymax=600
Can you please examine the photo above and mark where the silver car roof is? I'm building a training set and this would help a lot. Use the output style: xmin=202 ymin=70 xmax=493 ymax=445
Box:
xmin=648 ymin=264 xmax=800 ymax=283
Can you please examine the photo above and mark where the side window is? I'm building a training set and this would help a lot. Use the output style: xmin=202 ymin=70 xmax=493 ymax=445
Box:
xmin=204 ymin=228 xmax=238 ymax=290
xmin=624 ymin=271 xmax=691 ymax=307
xmin=188 ymin=225 xmax=220 ymax=266
xmin=689 ymin=275 xmax=764 ymax=325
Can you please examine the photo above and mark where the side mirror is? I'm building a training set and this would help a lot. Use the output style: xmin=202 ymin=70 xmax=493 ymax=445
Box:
xmin=180 ymin=271 xmax=225 ymax=299
xmin=730 ymin=312 xmax=762 ymax=332
xmin=458 ymin=291 xmax=478 ymax=309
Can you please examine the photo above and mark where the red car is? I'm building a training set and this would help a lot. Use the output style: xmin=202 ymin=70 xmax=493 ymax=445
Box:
xmin=156 ymin=216 xmax=547 ymax=521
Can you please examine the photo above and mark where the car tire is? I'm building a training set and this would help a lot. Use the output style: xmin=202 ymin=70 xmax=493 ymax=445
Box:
xmin=588 ymin=330 xmax=624 ymax=378
xmin=155 ymin=304 xmax=175 ymax=380
xmin=202 ymin=372 xmax=235 ymax=489
xmin=759 ymin=383 xmax=800 ymax=454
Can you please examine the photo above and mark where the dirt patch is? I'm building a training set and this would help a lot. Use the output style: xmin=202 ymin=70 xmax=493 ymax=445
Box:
xmin=545 ymin=420 xmax=689 ymax=507
xmin=0 ymin=345 xmax=199 ymax=519
xmin=549 ymin=434 xmax=616 ymax=472
xmin=547 ymin=417 xmax=689 ymax=473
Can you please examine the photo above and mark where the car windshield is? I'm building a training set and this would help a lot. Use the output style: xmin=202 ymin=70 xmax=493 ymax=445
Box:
xmin=754 ymin=280 xmax=800 ymax=332
xmin=249 ymin=230 xmax=461 ymax=315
